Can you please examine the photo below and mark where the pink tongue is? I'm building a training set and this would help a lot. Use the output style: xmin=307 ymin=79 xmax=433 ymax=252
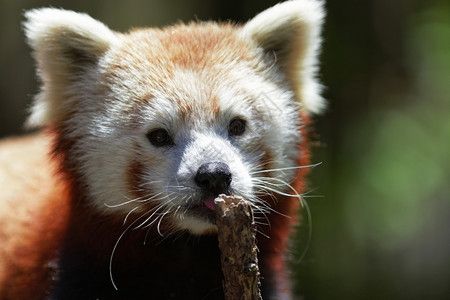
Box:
xmin=203 ymin=196 xmax=216 ymax=211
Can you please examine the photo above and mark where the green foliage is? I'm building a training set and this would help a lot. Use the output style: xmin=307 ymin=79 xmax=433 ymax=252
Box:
xmin=295 ymin=1 xmax=450 ymax=299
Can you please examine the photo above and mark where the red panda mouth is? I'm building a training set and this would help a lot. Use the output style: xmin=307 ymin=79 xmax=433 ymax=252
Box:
xmin=203 ymin=196 xmax=216 ymax=211
xmin=184 ymin=194 xmax=226 ymax=225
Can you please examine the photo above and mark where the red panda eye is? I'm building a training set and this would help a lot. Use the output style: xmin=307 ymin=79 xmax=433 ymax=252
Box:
xmin=147 ymin=129 xmax=173 ymax=147
xmin=228 ymin=118 xmax=246 ymax=136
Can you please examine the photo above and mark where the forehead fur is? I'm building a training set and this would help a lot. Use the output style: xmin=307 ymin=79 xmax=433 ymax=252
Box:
xmin=119 ymin=22 xmax=255 ymax=71
xmin=103 ymin=23 xmax=261 ymax=123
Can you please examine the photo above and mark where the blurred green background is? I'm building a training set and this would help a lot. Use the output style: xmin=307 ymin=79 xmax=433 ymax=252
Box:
xmin=1 ymin=0 xmax=449 ymax=299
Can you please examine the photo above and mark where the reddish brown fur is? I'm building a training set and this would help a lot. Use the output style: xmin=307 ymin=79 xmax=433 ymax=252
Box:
xmin=257 ymin=115 xmax=312 ymax=295
xmin=0 ymin=133 xmax=71 ymax=299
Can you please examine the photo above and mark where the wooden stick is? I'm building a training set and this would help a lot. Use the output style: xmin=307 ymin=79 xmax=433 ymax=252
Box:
xmin=215 ymin=194 xmax=262 ymax=300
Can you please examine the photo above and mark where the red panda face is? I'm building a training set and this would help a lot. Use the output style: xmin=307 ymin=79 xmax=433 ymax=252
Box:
xmin=69 ymin=26 xmax=302 ymax=234
xmin=24 ymin=2 xmax=324 ymax=235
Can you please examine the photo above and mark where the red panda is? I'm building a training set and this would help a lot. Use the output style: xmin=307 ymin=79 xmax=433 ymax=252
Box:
xmin=0 ymin=1 xmax=324 ymax=299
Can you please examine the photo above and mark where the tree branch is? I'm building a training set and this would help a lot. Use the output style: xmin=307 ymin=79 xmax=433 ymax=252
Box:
xmin=215 ymin=194 xmax=262 ymax=300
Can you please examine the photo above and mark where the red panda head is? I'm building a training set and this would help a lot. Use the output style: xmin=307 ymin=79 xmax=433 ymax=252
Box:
xmin=24 ymin=0 xmax=324 ymax=235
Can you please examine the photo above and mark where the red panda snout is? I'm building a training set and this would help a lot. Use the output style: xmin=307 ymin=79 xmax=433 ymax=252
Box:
xmin=194 ymin=161 xmax=232 ymax=196
xmin=162 ymin=133 xmax=254 ymax=234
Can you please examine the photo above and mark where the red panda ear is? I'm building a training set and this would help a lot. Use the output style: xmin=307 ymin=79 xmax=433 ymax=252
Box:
xmin=24 ymin=8 xmax=119 ymax=128
xmin=241 ymin=0 xmax=325 ymax=114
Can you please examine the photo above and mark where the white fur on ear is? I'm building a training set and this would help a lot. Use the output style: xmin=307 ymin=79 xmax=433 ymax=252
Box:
xmin=24 ymin=8 xmax=119 ymax=127
xmin=241 ymin=0 xmax=325 ymax=114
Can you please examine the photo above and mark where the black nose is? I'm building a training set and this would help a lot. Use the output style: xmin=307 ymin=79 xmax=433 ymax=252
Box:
xmin=194 ymin=162 xmax=232 ymax=194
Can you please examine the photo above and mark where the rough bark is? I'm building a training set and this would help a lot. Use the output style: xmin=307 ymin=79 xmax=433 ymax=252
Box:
xmin=215 ymin=194 xmax=262 ymax=300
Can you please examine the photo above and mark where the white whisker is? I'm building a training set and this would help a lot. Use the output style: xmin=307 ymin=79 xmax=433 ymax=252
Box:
xmin=296 ymin=194 xmax=313 ymax=264
xmin=109 ymin=212 xmax=150 ymax=291
xmin=134 ymin=202 xmax=168 ymax=230
xmin=250 ymin=162 xmax=322 ymax=175
xmin=123 ymin=206 xmax=141 ymax=225
xmin=256 ymin=229 xmax=270 ymax=239
xmin=157 ymin=212 xmax=170 ymax=237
